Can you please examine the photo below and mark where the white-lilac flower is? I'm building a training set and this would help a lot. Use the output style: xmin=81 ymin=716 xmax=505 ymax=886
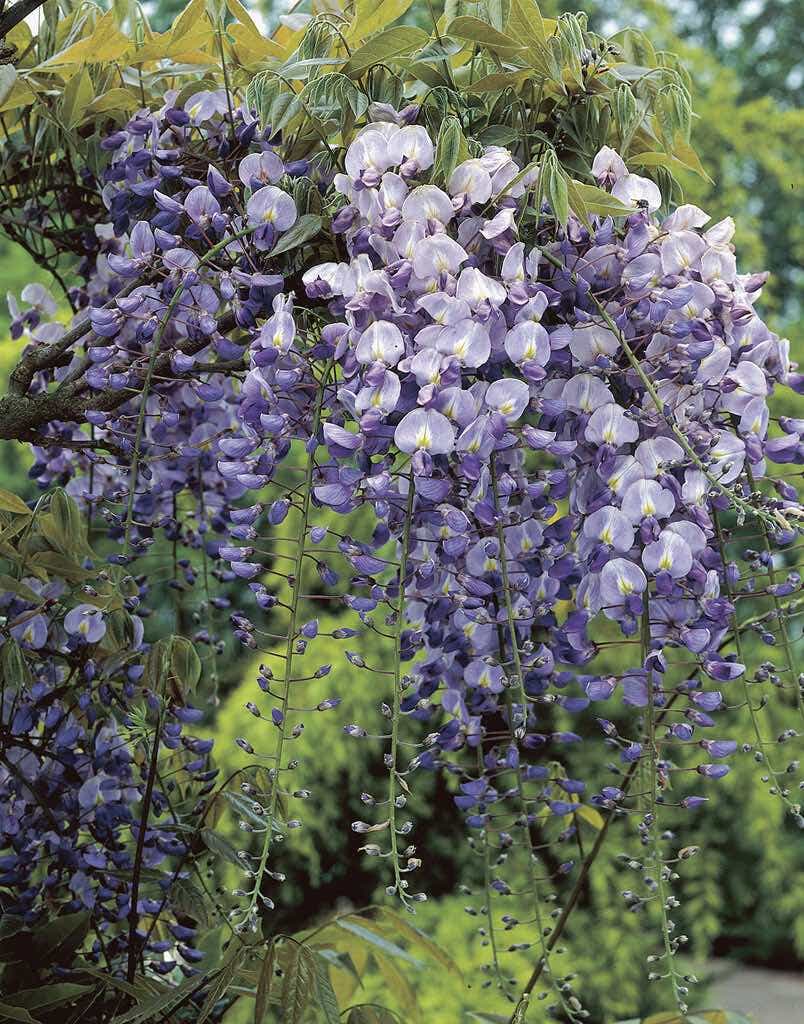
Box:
xmin=64 ymin=604 xmax=107 ymax=643
xmin=504 ymin=321 xmax=550 ymax=367
xmin=448 ymin=159 xmax=493 ymax=204
xmin=246 ymin=186 xmax=297 ymax=231
xmin=401 ymin=185 xmax=454 ymax=224
xmin=621 ymin=479 xmax=676 ymax=522
xmin=456 ymin=267 xmax=507 ymax=308
xmin=355 ymin=321 xmax=405 ymax=366
xmin=484 ymin=378 xmax=530 ymax=422
xmin=642 ymin=530 xmax=694 ymax=579
xmin=611 ymin=173 xmax=662 ymax=212
xmin=387 ymin=126 xmax=435 ymax=171
xmin=600 ymin=557 xmax=647 ymax=605
xmin=412 ymin=235 xmax=468 ymax=278
xmin=569 ymin=324 xmax=620 ymax=365
xmin=394 ymin=408 xmax=455 ymax=454
xmin=583 ymin=506 xmax=635 ymax=552
xmin=585 ymin=403 xmax=639 ymax=447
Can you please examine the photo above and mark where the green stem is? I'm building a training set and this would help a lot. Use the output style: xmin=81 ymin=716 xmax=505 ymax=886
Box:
xmin=642 ymin=596 xmax=684 ymax=1012
xmin=490 ymin=461 xmax=577 ymax=1022
xmin=245 ymin=359 xmax=332 ymax=928
xmin=477 ymin=743 xmax=505 ymax=988
xmin=743 ymin=462 xmax=802 ymax=726
xmin=387 ymin=469 xmax=415 ymax=909
xmin=197 ymin=460 xmax=220 ymax=705
xmin=712 ymin=507 xmax=795 ymax=813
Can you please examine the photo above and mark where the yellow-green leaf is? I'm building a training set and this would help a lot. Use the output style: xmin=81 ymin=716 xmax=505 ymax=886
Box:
xmin=376 ymin=907 xmax=462 ymax=977
xmin=86 ymin=88 xmax=139 ymax=115
xmin=347 ymin=0 xmax=415 ymax=43
xmin=631 ymin=148 xmax=712 ymax=183
xmin=61 ymin=67 xmax=94 ymax=129
xmin=567 ymin=180 xmax=634 ymax=218
xmin=0 ymin=488 xmax=32 ymax=517
xmin=575 ymin=804 xmax=605 ymax=829
xmin=0 ymin=66 xmax=18 ymax=107
xmin=446 ymin=16 xmax=524 ymax=54
xmin=467 ymin=69 xmax=534 ymax=93
xmin=41 ymin=10 xmax=130 ymax=66
xmin=342 ymin=26 xmax=428 ymax=77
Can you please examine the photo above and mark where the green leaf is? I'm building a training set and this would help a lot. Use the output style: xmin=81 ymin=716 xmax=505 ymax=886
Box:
xmin=31 ymin=910 xmax=90 ymax=961
xmin=375 ymin=908 xmax=461 ymax=976
xmin=431 ymin=115 xmax=467 ymax=187
xmin=39 ymin=488 xmax=93 ymax=559
xmin=312 ymin=953 xmax=341 ymax=1024
xmin=0 ymin=641 xmax=31 ymax=688
xmin=374 ymin=954 xmax=418 ymax=1023
xmin=342 ymin=26 xmax=428 ymax=78
xmin=28 ymin=551 xmax=94 ymax=583
xmin=4 ymin=985 xmax=92 ymax=1012
xmin=0 ymin=489 xmax=32 ymax=516
xmin=200 ymin=827 xmax=243 ymax=867
xmin=567 ymin=180 xmax=634 ymax=219
xmin=467 ymin=1014 xmax=510 ymax=1023
xmin=172 ymin=877 xmax=212 ymax=928
xmin=446 ymin=16 xmax=524 ymax=54
xmin=347 ymin=1008 xmax=398 ymax=1024
xmin=143 ymin=634 xmax=201 ymax=699
xmin=314 ymin=947 xmax=362 ymax=987
xmin=110 ymin=972 xmax=209 ymax=1024
xmin=300 ymin=74 xmax=368 ymax=126
xmin=630 ymin=148 xmax=712 ymax=184
xmin=348 ymin=0 xmax=415 ymax=42
xmin=542 ymin=151 xmax=568 ymax=226
xmin=254 ymin=941 xmax=277 ymax=1023
xmin=0 ymin=1002 xmax=42 ymax=1023
xmin=197 ymin=945 xmax=248 ymax=1024
xmin=270 ymin=214 xmax=323 ymax=257
xmin=61 ymin=68 xmax=94 ymax=129
xmin=224 ymin=790 xmax=276 ymax=829
xmin=336 ymin=919 xmax=421 ymax=966
xmin=280 ymin=943 xmax=316 ymax=1024
xmin=0 ymin=916 xmax=25 ymax=942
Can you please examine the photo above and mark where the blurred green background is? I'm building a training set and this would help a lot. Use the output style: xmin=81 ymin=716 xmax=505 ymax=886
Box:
xmin=1 ymin=1 xmax=801 ymax=1020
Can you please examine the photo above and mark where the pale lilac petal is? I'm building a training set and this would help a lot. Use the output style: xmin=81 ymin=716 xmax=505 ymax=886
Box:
xmin=246 ymin=186 xmax=297 ymax=231
xmin=394 ymin=408 xmax=455 ymax=454
xmin=585 ymin=403 xmax=639 ymax=447
xmin=485 ymin=378 xmax=530 ymax=422
xmin=355 ymin=321 xmax=405 ymax=366
xmin=505 ymin=321 xmax=550 ymax=366
xmin=611 ymin=173 xmax=662 ymax=212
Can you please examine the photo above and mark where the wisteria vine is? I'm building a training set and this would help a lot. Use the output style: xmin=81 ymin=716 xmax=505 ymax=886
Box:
xmin=1 ymin=72 xmax=802 ymax=1024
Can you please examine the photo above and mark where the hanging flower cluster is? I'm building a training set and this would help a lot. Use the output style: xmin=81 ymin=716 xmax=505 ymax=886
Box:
xmin=2 ymin=86 xmax=802 ymax=1021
